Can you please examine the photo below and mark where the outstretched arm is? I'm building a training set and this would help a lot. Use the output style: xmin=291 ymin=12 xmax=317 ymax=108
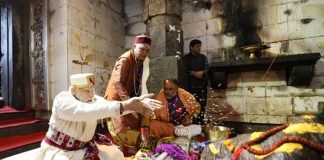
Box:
xmin=55 ymin=92 xmax=161 ymax=122
xmin=121 ymin=93 xmax=162 ymax=117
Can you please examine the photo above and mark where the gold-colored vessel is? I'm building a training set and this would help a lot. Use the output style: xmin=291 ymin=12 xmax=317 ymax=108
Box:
xmin=241 ymin=44 xmax=270 ymax=59
xmin=203 ymin=125 xmax=231 ymax=141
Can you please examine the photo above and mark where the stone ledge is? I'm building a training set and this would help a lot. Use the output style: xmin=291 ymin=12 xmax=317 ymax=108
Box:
xmin=209 ymin=53 xmax=321 ymax=89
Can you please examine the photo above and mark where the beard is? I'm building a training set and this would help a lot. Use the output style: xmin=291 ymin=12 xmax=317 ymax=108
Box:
xmin=137 ymin=59 xmax=144 ymax=64
xmin=165 ymin=93 xmax=176 ymax=100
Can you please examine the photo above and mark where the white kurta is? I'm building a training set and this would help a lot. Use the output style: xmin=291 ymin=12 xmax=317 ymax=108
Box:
xmin=36 ymin=91 xmax=125 ymax=160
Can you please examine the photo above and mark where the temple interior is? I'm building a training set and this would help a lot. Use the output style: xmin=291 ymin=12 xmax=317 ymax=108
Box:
xmin=0 ymin=0 xmax=323 ymax=159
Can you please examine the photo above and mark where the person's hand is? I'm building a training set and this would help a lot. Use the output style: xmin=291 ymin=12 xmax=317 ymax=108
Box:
xmin=181 ymin=114 xmax=193 ymax=126
xmin=174 ymin=124 xmax=202 ymax=138
xmin=122 ymin=93 xmax=162 ymax=117
xmin=140 ymin=127 xmax=149 ymax=141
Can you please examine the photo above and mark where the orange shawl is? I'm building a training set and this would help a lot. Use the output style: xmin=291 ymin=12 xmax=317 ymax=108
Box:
xmin=143 ymin=88 xmax=200 ymax=138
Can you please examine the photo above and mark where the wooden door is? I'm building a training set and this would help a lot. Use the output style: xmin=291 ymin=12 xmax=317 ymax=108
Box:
xmin=0 ymin=4 xmax=13 ymax=106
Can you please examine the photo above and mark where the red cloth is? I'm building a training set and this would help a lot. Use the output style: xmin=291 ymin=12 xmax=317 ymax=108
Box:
xmin=0 ymin=117 xmax=41 ymax=129
xmin=0 ymin=131 xmax=46 ymax=152
xmin=233 ymin=145 xmax=244 ymax=160
xmin=44 ymin=129 xmax=113 ymax=160
xmin=134 ymin=35 xmax=151 ymax=45
xmin=0 ymin=106 xmax=31 ymax=113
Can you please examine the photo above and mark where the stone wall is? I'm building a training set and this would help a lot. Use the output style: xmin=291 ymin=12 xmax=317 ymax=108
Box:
xmin=181 ymin=0 xmax=324 ymax=125
xmin=47 ymin=0 xmax=323 ymax=124
xmin=122 ymin=0 xmax=324 ymax=125
xmin=48 ymin=0 xmax=125 ymax=102
xmin=49 ymin=0 xmax=69 ymax=103
xmin=124 ymin=0 xmax=146 ymax=49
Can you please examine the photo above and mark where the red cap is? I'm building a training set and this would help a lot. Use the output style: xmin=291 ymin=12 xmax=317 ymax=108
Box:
xmin=134 ymin=35 xmax=151 ymax=46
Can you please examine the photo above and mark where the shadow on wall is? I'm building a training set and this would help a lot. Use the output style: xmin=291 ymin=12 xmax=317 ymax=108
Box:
xmin=311 ymin=59 xmax=324 ymax=88
xmin=214 ymin=0 xmax=262 ymax=47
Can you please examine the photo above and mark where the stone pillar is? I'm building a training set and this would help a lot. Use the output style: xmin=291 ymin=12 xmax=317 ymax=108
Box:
xmin=143 ymin=0 xmax=185 ymax=94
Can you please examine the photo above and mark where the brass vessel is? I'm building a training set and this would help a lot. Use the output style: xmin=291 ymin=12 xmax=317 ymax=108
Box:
xmin=241 ymin=44 xmax=270 ymax=59
xmin=203 ymin=125 xmax=231 ymax=141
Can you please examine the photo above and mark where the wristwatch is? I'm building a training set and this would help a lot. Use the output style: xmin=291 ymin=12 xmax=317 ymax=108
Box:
xmin=119 ymin=102 xmax=124 ymax=115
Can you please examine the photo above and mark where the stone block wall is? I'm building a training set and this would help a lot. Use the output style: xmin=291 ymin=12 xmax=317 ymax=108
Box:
xmin=124 ymin=0 xmax=146 ymax=49
xmin=49 ymin=0 xmax=69 ymax=102
xmin=67 ymin=0 xmax=125 ymax=96
xmin=47 ymin=0 xmax=323 ymax=124
xmin=48 ymin=0 xmax=125 ymax=100
xmin=181 ymin=0 xmax=324 ymax=125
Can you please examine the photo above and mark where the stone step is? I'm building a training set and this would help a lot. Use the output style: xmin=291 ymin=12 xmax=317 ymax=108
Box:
xmin=0 ymin=111 xmax=35 ymax=121
xmin=0 ymin=121 xmax=48 ymax=138
xmin=2 ymin=148 xmax=40 ymax=160
xmin=0 ymin=142 xmax=41 ymax=159
xmin=0 ymin=131 xmax=46 ymax=159
xmin=0 ymin=106 xmax=47 ymax=158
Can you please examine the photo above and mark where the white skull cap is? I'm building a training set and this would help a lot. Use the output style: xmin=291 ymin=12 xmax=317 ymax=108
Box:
xmin=70 ymin=73 xmax=95 ymax=88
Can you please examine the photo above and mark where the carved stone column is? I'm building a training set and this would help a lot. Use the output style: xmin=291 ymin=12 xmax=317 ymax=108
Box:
xmin=143 ymin=0 xmax=185 ymax=94
xmin=29 ymin=0 xmax=49 ymax=114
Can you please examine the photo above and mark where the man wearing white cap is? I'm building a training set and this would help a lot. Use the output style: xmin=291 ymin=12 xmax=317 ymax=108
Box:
xmin=36 ymin=73 xmax=161 ymax=160
xmin=104 ymin=35 xmax=152 ymax=153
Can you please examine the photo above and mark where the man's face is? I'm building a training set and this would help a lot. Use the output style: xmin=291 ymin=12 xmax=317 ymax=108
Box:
xmin=73 ymin=87 xmax=95 ymax=103
xmin=164 ymin=81 xmax=178 ymax=99
xmin=190 ymin=43 xmax=201 ymax=54
xmin=133 ymin=43 xmax=150 ymax=62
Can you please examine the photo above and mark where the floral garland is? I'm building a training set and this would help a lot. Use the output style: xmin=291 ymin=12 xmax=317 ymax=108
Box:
xmin=233 ymin=123 xmax=324 ymax=160
xmin=155 ymin=144 xmax=189 ymax=160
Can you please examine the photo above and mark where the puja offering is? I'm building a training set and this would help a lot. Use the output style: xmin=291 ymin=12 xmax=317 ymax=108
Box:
xmin=203 ymin=125 xmax=231 ymax=141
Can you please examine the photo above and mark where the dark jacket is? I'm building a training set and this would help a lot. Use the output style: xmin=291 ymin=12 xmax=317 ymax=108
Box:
xmin=182 ymin=52 xmax=209 ymax=89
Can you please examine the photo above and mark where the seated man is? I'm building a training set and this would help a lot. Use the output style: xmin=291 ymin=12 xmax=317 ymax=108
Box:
xmin=142 ymin=78 xmax=202 ymax=140
xmin=36 ymin=73 xmax=162 ymax=160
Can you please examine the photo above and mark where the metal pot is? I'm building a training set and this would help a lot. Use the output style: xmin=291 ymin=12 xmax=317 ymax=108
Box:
xmin=240 ymin=44 xmax=270 ymax=59
xmin=203 ymin=125 xmax=231 ymax=141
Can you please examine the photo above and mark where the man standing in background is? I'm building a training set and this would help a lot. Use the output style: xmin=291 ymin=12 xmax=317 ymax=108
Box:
xmin=183 ymin=39 xmax=209 ymax=125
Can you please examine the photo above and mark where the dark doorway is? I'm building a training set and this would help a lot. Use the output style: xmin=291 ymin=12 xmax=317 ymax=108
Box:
xmin=1 ymin=4 xmax=13 ymax=107
xmin=0 ymin=0 xmax=31 ymax=109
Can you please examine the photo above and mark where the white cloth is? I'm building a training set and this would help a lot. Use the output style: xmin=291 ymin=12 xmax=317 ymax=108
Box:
xmin=141 ymin=57 xmax=150 ymax=95
xmin=174 ymin=124 xmax=202 ymax=138
xmin=174 ymin=125 xmax=190 ymax=137
xmin=36 ymin=91 xmax=124 ymax=160
xmin=187 ymin=124 xmax=202 ymax=138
